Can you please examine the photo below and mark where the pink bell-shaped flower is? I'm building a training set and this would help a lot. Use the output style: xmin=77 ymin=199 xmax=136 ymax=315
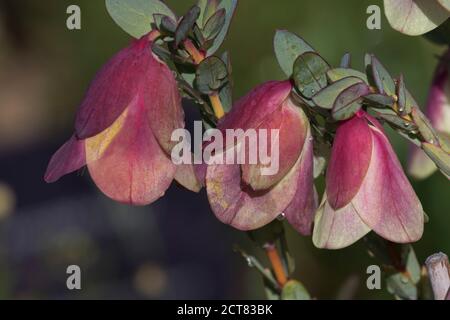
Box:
xmin=206 ymin=81 xmax=317 ymax=235
xmin=313 ymin=111 xmax=424 ymax=249
xmin=44 ymin=35 xmax=195 ymax=205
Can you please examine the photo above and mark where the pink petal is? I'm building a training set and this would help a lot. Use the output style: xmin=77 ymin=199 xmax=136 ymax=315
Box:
xmin=75 ymin=36 xmax=184 ymax=153
xmin=44 ymin=135 xmax=86 ymax=183
xmin=143 ymin=52 xmax=184 ymax=155
xmin=284 ymin=127 xmax=318 ymax=236
xmin=175 ymin=163 xmax=203 ymax=193
xmin=326 ymin=116 xmax=373 ymax=210
xmin=353 ymin=126 xmax=424 ymax=243
xmin=85 ymin=95 xmax=176 ymax=206
xmin=408 ymin=146 xmax=438 ymax=180
xmin=241 ymin=98 xmax=306 ymax=190
xmin=426 ymin=49 xmax=450 ymax=133
xmin=218 ymin=81 xmax=292 ymax=132
xmin=313 ymin=193 xmax=371 ymax=249
xmin=206 ymin=146 xmax=302 ymax=231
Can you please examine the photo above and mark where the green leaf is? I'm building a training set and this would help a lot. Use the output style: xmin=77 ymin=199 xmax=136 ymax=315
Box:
xmin=364 ymin=94 xmax=395 ymax=108
xmin=206 ymin=0 xmax=237 ymax=55
xmin=198 ymin=0 xmax=220 ymax=27
xmin=386 ymin=272 xmax=418 ymax=300
xmin=384 ymin=0 xmax=450 ymax=36
xmin=218 ymin=51 xmax=233 ymax=112
xmin=411 ymin=107 xmax=439 ymax=144
xmin=105 ymin=0 xmax=176 ymax=38
xmin=377 ymin=113 xmax=418 ymax=132
xmin=403 ymin=245 xmax=421 ymax=285
xmin=195 ymin=56 xmax=228 ymax=94
xmin=175 ymin=5 xmax=201 ymax=46
xmin=274 ymin=30 xmax=315 ymax=77
xmin=281 ymin=280 xmax=311 ymax=300
xmin=203 ymin=8 xmax=226 ymax=40
xmin=371 ymin=56 xmax=396 ymax=96
xmin=332 ymin=83 xmax=370 ymax=120
xmin=397 ymin=75 xmax=408 ymax=115
xmin=327 ymin=68 xmax=368 ymax=84
xmin=293 ymin=52 xmax=329 ymax=99
xmin=438 ymin=132 xmax=450 ymax=153
xmin=422 ymin=142 xmax=450 ymax=178
xmin=312 ymin=76 xmax=363 ymax=109
xmin=153 ymin=14 xmax=177 ymax=34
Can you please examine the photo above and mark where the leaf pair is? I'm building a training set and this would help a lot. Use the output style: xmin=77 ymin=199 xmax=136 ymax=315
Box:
xmin=106 ymin=0 xmax=236 ymax=56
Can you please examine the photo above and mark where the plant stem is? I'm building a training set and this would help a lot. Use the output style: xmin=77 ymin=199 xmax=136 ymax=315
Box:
xmin=265 ymin=244 xmax=288 ymax=287
xmin=184 ymin=39 xmax=226 ymax=120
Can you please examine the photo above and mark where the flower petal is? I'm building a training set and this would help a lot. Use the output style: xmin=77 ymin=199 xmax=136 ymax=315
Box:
xmin=75 ymin=37 xmax=151 ymax=139
xmin=313 ymin=193 xmax=371 ymax=249
xmin=206 ymin=145 xmax=301 ymax=231
xmin=326 ymin=116 xmax=373 ymax=210
xmin=85 ymin=95 xmax=176 ymax=206
xmin=218 ymin=81 xmax=292 ymax=132
xmin=143 ymin=52 xmax=184 ymax=154
xmin=44 ymin=135 xmax=86 ymax=183
xmin=384 ymin=0 xmax=450 ymax=36
xmin=75 ymin=37 xmax=183 ymax=151
xmin=175 ymin=163 xmax=203 ymax=193
xmin=284 ymin=126 xmax=318 ymax=236
xmin=241 ymin=98 xmax=306 ymax=190
xmin=424 ymin=50 xmax=450 ymax=133
xmin=408 ymin=146 xmax=438 ymax=180
xmin=354 ymin=127 xmax=424 ymax=243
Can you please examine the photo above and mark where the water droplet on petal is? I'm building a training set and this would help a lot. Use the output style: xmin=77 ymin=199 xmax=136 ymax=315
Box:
xmin=277 ymin=213 xmax=286 ymax=221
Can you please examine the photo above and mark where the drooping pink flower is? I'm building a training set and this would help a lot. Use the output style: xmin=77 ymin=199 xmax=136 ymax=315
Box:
xmin=313 ymin=111 xmax=424 ymax=249
xmin=206 ymin=81 xmax=317 ymax=235
xmin=408 ymin=49 xmax=450 ymax=179
xmin=45 ymin=35 xmax=199 ymax=205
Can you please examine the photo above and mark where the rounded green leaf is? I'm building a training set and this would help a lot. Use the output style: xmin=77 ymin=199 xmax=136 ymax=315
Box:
xmin=364 ymin=94 xmax=395 ymax=108
xmin=422 ymin=142 xmax=450 ymax=178
xmin=281 ymin=280 xmax=311 ymax=300
xmin=206 ymin=0 xmax=237 ymax=55
xmin=312 ymin=76 xmax=363 ymax=109
xmin=106 ymin=0 xmax=176 ymax=38
xmin=371 ymin=56 xmax=396 ymax=96
xmin=327 ymin=68 xmax=368 ymax=84
xmin=332 ymin=83 xmax=370 ymax=120
xmin=274 ymin=30 xmax=315 ymax=77
xmin=195 ymin=56 xmax=228 ymax=94
xmin=384 ymin=0 xmax=450 ymax=36
xmin=293 ymin=52 xmax=329 ymax=99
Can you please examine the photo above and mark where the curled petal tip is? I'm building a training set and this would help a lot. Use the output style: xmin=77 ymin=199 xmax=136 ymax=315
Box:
xmin=44 ymin=135 xmax=86 ymax=183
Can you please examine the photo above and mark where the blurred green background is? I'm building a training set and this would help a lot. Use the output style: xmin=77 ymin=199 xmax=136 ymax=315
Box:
xmin=0 ymin=0 xmax=448 ymax=299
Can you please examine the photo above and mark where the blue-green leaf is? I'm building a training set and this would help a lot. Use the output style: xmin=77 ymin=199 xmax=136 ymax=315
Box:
xmin=206 ymin=0 xmax=237 ymax=55
xmin=274 ymin=30 xmax=315 ymax=77
xmin=105 ymin=0 xmax=176 ymax=38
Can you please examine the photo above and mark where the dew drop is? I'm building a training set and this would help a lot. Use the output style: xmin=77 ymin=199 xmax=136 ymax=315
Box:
xmin=277 ymin=213 xmax=286 ymax=221
xmin=246 ymin=257 xmax=254 ymax=267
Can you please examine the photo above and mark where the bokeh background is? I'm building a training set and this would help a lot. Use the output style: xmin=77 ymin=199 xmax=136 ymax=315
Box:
xmin=0 ymin=0 xmax=448 ymax=299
